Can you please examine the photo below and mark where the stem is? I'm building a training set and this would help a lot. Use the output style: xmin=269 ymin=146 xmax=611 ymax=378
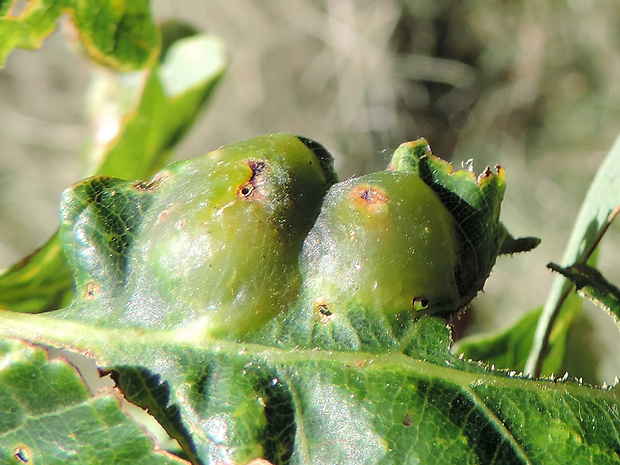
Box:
xmin=527 ymin=284 xmax=573 ymax=378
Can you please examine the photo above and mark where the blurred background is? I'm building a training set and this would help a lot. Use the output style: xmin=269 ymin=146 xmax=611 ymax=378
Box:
xmin=1 ymin=0 xmax=620 ymax=382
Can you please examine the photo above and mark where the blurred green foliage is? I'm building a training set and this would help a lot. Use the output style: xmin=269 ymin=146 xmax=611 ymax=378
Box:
xmin=396 ymin=0 xmax=620 ymax=164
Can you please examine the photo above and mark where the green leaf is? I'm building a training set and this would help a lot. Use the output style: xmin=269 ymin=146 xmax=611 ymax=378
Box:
xmin=525 ymin=134 xmax=620 ymax=376
xmin=0 ymin=232 xmax=74 ymax=313
xmin=0 ymin=338 xmax=187 ymax=464
xmin=498 ymin=231 xmax=541 ymax=256
xmin=72 ymin=0 xmax=159 ymax=70
xmin=0 ymin=27 xmax=225 ymax=314
xmin=548 ymin=262 xmax=620 ymax=331
xmin=87 ymin=31 xmax=226 ymax=179
xmin=0 ymin=0 xmax=159 ymax=70
xmin=1 ymin=311 xmax=619 ymax=464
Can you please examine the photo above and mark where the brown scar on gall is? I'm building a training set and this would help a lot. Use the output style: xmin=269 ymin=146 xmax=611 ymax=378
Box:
xmin=349 ymin=184 xmax=389 ymax=214
xmin=238 ymin=159 xmax=268 ymax=200
xmin=132 ymin=172 xmax=171 ymax=191
xmin=156 ymin=204 xmax=179 ymax=225
xmin=314 ymin=296 xmax=333 ymax=321
xmin=156 ymin=209 xmax=170 ymax=224
xmin=84 ymin=282 xmax=101 ymax=299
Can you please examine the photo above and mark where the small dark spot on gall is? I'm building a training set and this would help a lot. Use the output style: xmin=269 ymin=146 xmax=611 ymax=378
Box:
xmin=13 ymin=446 xmax=29 ymax=463
xmin=349 ymin=184 xmax=389 ymax=213
xmin=362 ymin=188 xmax=383 ymax=202
xmin=238 ymin=159 xmax=268 ymax=199
xmin=238 ymin=183 xmax=253 ymax=197
xmin=412 ymin=297 xmax=429 ymax=310
xmin=84 ymin=282 xmax=101 ymax=299
xmin=318 ymin=304 xmax=332 ymax=317
xmin=314 ymin=298 xmax=333 ymax=318
xmin=403 ymin=414 xmax=412 ymax=427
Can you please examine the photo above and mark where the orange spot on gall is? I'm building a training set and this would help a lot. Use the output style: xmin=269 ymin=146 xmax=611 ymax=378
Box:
xmin=349 ymin=184 xmax=389 ymax=214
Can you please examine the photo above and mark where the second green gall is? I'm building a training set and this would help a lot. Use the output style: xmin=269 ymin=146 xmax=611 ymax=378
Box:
xmin=300 ymin=170 xmax=460 ymax=320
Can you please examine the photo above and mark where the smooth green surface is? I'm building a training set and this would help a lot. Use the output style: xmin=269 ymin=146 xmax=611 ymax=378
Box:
xmin=0 ymin=0 xmax=159 ymax=70
xmin=0 ymin=339 xmax=186 ymax=464
xmin=0 ymin=28 xmax=225 ymax=314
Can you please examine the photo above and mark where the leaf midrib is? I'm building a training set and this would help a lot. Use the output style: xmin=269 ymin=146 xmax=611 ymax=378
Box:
xmin=0 ymin=310 xmax=616 ymax=403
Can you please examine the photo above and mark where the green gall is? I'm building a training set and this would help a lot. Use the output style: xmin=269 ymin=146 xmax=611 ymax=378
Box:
xmin=59 ymin=134 xmax=337 ymax=338
xmin=299 ymin=170 xmax=460 ymax=319
xmin=388 ymin=138 xmax=525 ymax=307
xmin=57 ymin=134 xmax=529 ymax=344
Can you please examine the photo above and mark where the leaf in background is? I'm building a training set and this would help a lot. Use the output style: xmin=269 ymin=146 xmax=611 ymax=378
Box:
xmin=453 ymin=301 xmax=577 ymax=377
xmin=548 ymin=262 xmax=620 ymax=331
xmin=0 ymin=26 xmax=226 ymax=313
xmin=0 ymin=0 xmax=159 ymax=70
xmin=87 ymin=29 xmax=226 ymax=179
xmin=454 ymin=307 xmax=543 ymax=373
xmin=457 ymin=134 xmax=620 ymax=379
xmin=0 ymin=232 xmax=74 ymax=312
xmin=525 ymin=134 xmax=620 ymax=376
xmin=0 ymin=338 xmax=188 ymax=464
